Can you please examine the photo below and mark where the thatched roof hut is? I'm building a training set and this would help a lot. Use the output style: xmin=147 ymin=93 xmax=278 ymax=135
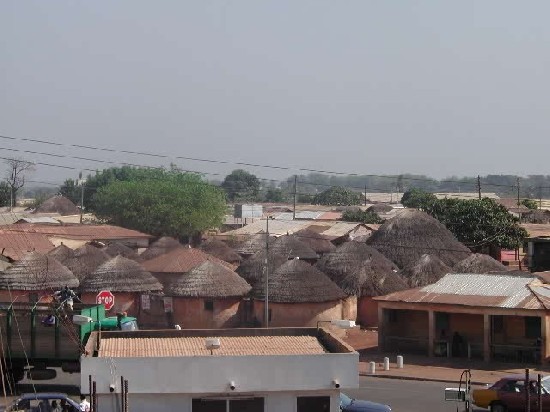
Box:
xmin=33 ymin=195 xmax=79 ymax=216
xmin=401 ymin=254 xmax=451 ymax=288
xmin=269 ymin=235 xmax=318 ymax=260
xmin=138 ymin=236 xmax=182 ymax=261
xmin=166 ymin=260 xmax=251 ymax=298
xmin=316 ymin=242 xmax=406 ymax=297
xmin=253 ymin=259 xmax=346 ymax=303
xmin=81 ymin=255 xmax=162 ymax=293
xmin=235 ymin=233 xmax=275 ymax=256
xmin=64 ymin=244 xmax=110 ymax=282
xmin=0 ymin=252 xmax=78 ymax=290
xmin=199 ymin=239 xmax=242 ymax=265
xmin=293 ymin=229 xmax=336 ymax=255
xmin=47 ymin=243 xmax=74 ymax=264
xmin=367 ymin=204 xmax=393 ymax=213
xmin=236 ymin=250 xmax=288 ymax=286
xmin=104 ymin=242 xmax=139 ymax=260
xmin=453 ymin=253 xmax=508 ymax=274
xmin=366 ymin=209 xmax=471 ymax=269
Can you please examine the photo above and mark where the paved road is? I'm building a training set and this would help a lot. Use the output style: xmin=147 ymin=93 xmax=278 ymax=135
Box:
xmin=344 ymin=376 xmax=487 ymax=412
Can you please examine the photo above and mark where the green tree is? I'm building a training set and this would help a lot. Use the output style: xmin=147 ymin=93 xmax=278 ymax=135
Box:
xmin=426 ymin=198 xmax=528 ymax=250
xmin=93 ymin=172 xmax=226 ymax=239
xmin=342 ymin=209 xmax=383 ymax=224
xmin=221 ymin=169 xmax=261 ymax=202
xmin=521 ymin=198 xmax=538 ymax=210
xmin=59 ymin=179 xmax=81 ymax=205
xmin=401 ymin=188 xmax=438 ymax=210
xmin=313 ymin=186 xmax=362 ymax=206
xmin=264 ymin=188 xmax=285 ymax=202
xmin=0 ymin=182 xmax=10 ymax=207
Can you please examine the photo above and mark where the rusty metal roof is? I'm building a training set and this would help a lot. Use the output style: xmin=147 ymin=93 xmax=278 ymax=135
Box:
xmin=375 ymin=273 xmax=545 ymax=310
xmin=0 ymin=230 xmax=55 ymax=260
xmin=99 ymin=335 xmax=327 ymax=357
xmin=0 ymin=224 xmax=152 ymax=240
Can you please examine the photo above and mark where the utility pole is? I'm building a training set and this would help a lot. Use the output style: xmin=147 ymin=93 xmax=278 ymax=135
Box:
xmin=364 ymin=184 xmax=367 ymax=206
xmin=264 ymin=216 xmax=270 ymax=328
xmin=517 ymin=177 xmax=521 ymax=223
xmin=292 ymin=175 xmax=297 ymax=220
xmin=78 ymin=172 xmax=86 ymax=224
xmin=477 ymin=175 xmax=481 ymax=200
xmin=525 ymin=368 xmax=531 ymax=412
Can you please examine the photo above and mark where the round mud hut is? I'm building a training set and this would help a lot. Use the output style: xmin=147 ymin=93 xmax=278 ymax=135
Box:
xmin=269 ymin=235 xmax=319 ymax=262
xmin=165 ymin=260 xmax=252 ymax=329
xmin=316 ymin=242 xmax=407 ymax=326
xmin=252 ymin=259 xmax=348 ymax=327
xmin=452 ymin=253 xmax=508 ymax=274
xmin=199 ymin=239 xmax=242 ymax=266
xmin=33 ymin=195 xmax=80 ymax=216
xmin=366 ymin=209 xmax=471 ymax=269
xmin=104 ymin=242 xmax=139 ymax=260
xmin=294 ymin=229 xmax=336 ymax=256
xmin=63 ymin=244 xmax=110 ymax=283
xmin=235 ymin=234 xmax=275 ymax=257
xmin=236 ymin=250 xmax=288 ymax=287
xmin=137 ymin=236 xmax=182 ymax=262
xmin=0 ymin=252 xmax=78 ymax=302
xmin=400 ymin=254 xmax=451 ymax=287
xmin=80 ymin=255 xmax=162 ymax=317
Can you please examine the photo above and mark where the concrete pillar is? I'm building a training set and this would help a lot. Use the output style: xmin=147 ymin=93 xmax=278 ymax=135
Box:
xmin=377 ymin=306 xmax=385 ymax=352
xmin=483 ymin=314 xmax=490 ymax=363
xmin=542 ymin=315 xmax=549 ymax=364
xmin=428 ymin=310 xmax=435 ymax=357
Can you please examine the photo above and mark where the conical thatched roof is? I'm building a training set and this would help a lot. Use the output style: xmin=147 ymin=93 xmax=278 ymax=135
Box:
xmin=294 ymin=229 xmax=336 ymax=255
xmin=452 ymin=253 xmax=508 ymax=274
xmin=199 ymin=239 xmax=242 ymax=264
xmin=235 ymin=233 xmax=275 ymax=256
xmin=270 ymin=235 xmax=318 ymax=260
xmin=366 ymin=209 xmax=471 ymax=269
xmin=253 ymin=259 xmax=346 ymax=303
xmin=81 ymin=255 xmax=162 ymax=293
xmin=236 ymin=250 xmax=288 ymax=286
xmin=47 ymin=244 xmax=74 ymax=264
xmin=401 ymin=254 xmax=451 ymax=288
xmin=33 ymin=195 xmax=79 ymax=216
xmin=166 ymin=260 xmax=251 ymax=298
xmin=0 ymin=252 xmax=78 ymax=290
xmin=64 ymin=244 xmax=110 ymax=282
xmin=316 ymin=242 xmax=407 ymax=297
xmin=367 ymin=204 xmax=393 ymax=213
xmin=104 ymin=242 xmax=139 ymax=260
xmin=138 ymin=236 xmax=182 ymax=261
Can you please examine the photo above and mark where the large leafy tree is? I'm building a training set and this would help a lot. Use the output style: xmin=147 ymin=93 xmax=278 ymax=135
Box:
xmin=221 ymin=169 xmax=260 ymax=202
xmin=342 ymin=209 xmax=383 ymax=224
xmin=401 ymin=188 xmax=438 ymax=210
xmin=313 ymin=186 xmax=362 ymax=206
xmin=426 ymin=198 xmax=528 ymax=250
xmin=93 ymin=171 xmax=226 ymax=239
xmin=0 ymin=182 xmax=10 ymax=207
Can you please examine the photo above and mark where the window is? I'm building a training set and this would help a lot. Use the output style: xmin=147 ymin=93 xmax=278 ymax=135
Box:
xmin=385 ymin=309 xmax=397 ymax=323
xmin=204 ymin=300 xmax=214 ymax=311
xmin=193 ymin=398 xmax=264 ymax=412
xmin=268 ymin=309 xmax=272 ymax=322
xmin=297 ymin=396 xmax=330 ymax=412
xmin=525 ymin=317 xmax=541 ymax=339
xmin=192 ymin=399 xmax=225 ymax=412
xmin=492 ymin=316 xmax=504 ymax=334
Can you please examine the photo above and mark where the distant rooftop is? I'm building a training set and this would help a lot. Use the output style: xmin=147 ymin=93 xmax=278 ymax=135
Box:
xmin=87 ymin=328 xmax=355 ymax=358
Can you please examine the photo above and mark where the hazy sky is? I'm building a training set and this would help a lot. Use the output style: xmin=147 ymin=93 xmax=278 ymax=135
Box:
xmin=1 ymin=1 xmax=550 ymax=185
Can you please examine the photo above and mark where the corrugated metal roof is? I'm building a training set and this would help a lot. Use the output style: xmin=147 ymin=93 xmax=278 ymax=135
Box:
xmin=0 ymin=224 xmax=152 ymax=240
xmin=0 ymin=230 xmax=55 ymax=260
xmin=523 ymin=224 xmax=550 ymax=238
xmin=16 ymin=217 xmax=60 ymax=224
xmin=0 ymin=213 xmax=27 ymax=225
xmin=223 ymin=220 xmax=311 ymax=237
xmin=273 ymin=211 xmax=324 ymax=220
xmin=376 ymin=273 xmax=544 ymax=310
xmin=319 ymin=222 xmax=365 ymax=238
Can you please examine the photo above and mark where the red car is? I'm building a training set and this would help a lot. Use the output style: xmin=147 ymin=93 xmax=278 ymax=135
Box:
xmin=472 ymin=375 xmax=550 ymax=412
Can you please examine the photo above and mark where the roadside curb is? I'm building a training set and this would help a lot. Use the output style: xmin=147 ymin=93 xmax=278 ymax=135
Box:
xmin=359 ymin=372 xmax=489 ymax=386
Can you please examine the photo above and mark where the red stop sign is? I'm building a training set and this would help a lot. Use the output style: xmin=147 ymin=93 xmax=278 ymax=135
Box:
xmin=96 ymin=290 xmax=115 ymax=311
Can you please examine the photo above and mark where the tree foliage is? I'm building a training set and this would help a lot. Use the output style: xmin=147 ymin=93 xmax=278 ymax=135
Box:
xmin=264 ymin=188 xmax=285 ymax=202
xmin=59 ymin=179 xmax=81 ymax=205
xmin=313 ymin=186 xmax=362 ymax=206
xmin=521 ymin=198 xmax=538 ymax=210
xmin=4 ymin=158 xmax=34 ymax=206
xmin=0 ymin=182 xmax=10 ymax=207
xmin=92 ymin=171 xmax=226 ymax=239
xmin=401 ymin=188 xmax=438 ymax=210
xmin=426 ymin=198 xmax=528 ymax=250
xmin=341 ymin=209 xmax=383 ymax=224
xmin=221 ymin=169 xmax=261 ymax=202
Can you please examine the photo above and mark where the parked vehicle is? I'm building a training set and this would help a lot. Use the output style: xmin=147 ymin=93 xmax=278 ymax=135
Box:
xmin=6 ymin=392 xmax=81 ymax=411
xmin=472 ymin=375 xmax=550 ymax=411
xmin=0 ymin=302 xmax=137 ymax=385
xmin=340 ymin=392 xmax=392 ymax=411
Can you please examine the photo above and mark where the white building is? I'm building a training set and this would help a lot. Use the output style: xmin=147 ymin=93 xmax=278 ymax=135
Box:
xmin=81 ymin=328 xmax=359 ymax=412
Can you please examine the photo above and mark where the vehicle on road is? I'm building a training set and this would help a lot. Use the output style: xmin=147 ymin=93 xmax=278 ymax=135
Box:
xmin=472 ymin=375 xmax=550 ymax=411
xmin=340 ymin=392 xmax=392 ymax=411
xmin=6 ymin=392 xmax=80 ymax=411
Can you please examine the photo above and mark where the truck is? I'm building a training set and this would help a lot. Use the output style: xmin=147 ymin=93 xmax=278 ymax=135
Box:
xmin=0 ymin=302 xmax=137 ymax=387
